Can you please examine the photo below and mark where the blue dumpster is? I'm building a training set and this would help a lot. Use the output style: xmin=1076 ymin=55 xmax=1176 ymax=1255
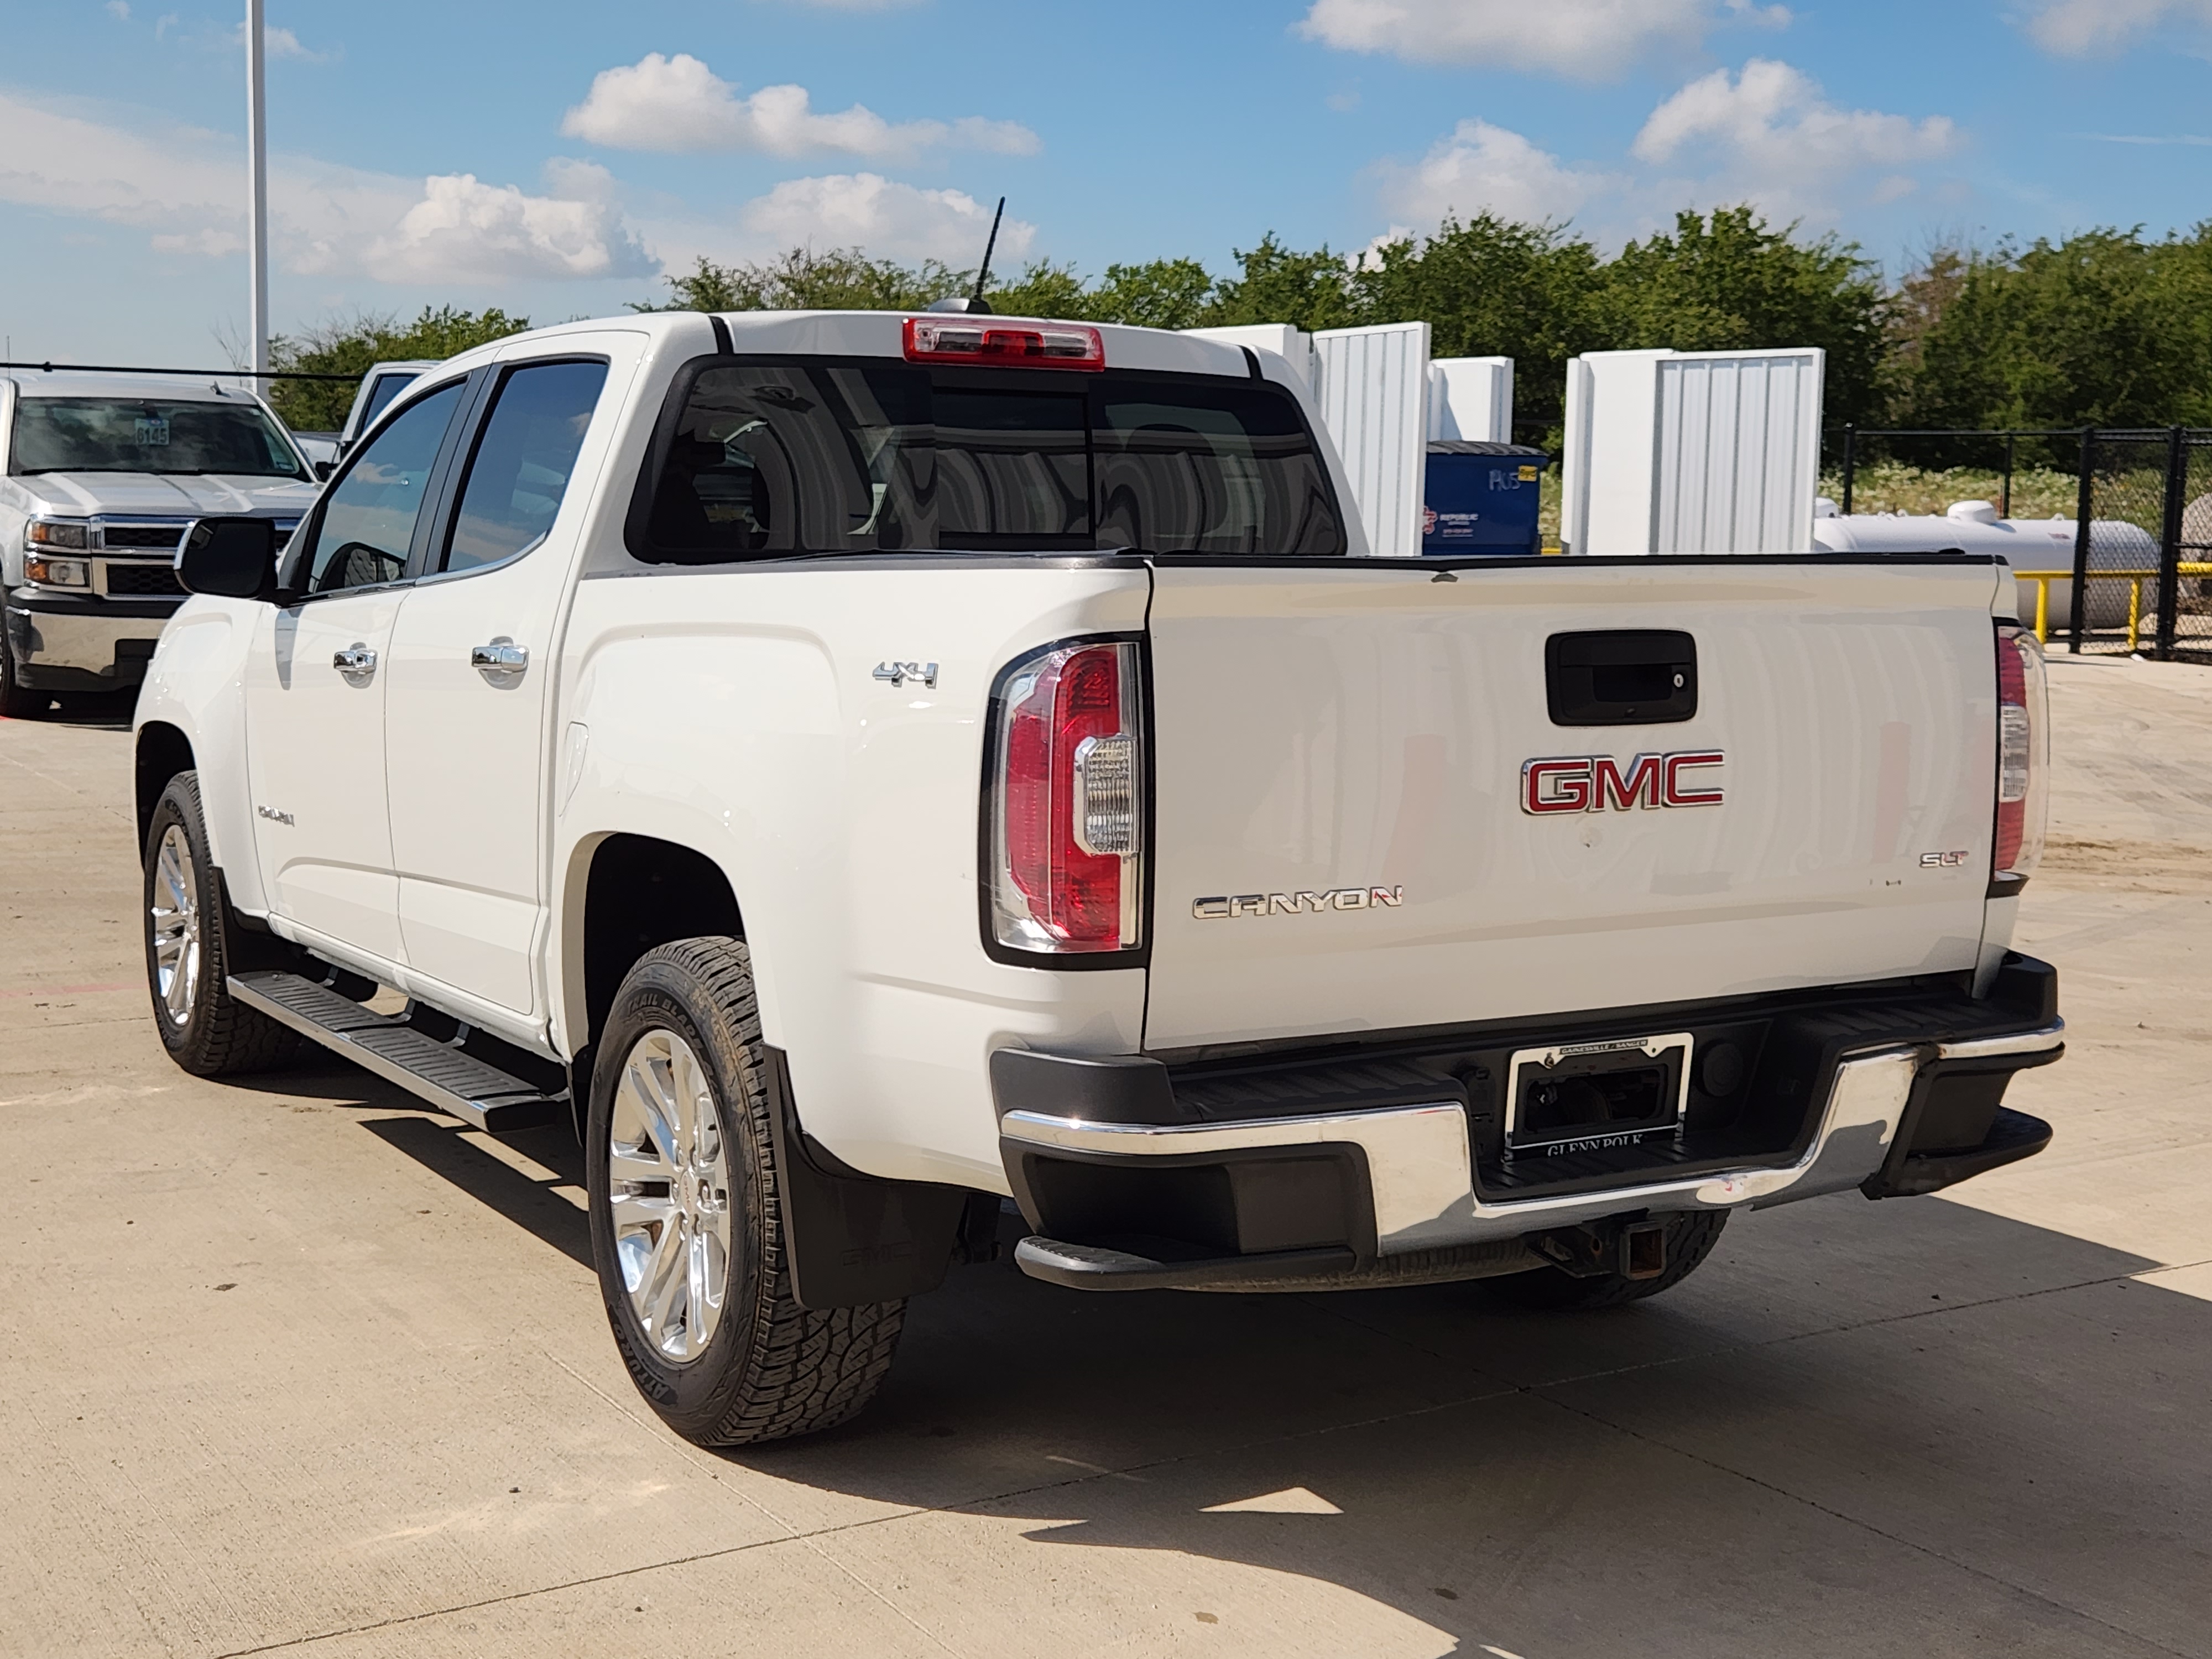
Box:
xmin=1422 ymin=441 xmax=1548 ymax=555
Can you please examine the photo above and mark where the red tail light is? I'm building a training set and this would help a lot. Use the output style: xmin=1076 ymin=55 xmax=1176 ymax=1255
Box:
xmin=904 ymin=316 xmax=1105 ymax=372
xmin=1993 ymin=623 xmax=2047 ymax=884
xmin=987 ymin=640 xmax=1144 ymax=954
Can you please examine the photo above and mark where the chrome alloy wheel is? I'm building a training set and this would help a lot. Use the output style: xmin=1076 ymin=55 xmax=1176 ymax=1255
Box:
xmin=608 ymin=1029 xmax=733 ymax=1362
xmin=149 ymin=823 xmax=202 ymax=1027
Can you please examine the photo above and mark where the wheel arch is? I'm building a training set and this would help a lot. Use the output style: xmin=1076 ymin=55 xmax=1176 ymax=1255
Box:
xmin=134 ymin=722 xmax=197 ymax=853
xmin=564 ymin=832 xmax=745 ymax=1069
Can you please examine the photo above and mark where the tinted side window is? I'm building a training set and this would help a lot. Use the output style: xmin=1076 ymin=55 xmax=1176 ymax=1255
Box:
xmin=441 ymin=361 xmax=609 ymax=573
xmin=291 ymin=382 xmax=464 ymax=594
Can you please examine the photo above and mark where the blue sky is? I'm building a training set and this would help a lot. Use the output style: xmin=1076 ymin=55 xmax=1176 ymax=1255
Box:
xmin=3 ymin=0 xmax=2210 ymax=365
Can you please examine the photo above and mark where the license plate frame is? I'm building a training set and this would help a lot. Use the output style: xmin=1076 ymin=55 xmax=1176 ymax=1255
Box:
xmin=1504 ymin=1031 xmax=1694 ymax=1158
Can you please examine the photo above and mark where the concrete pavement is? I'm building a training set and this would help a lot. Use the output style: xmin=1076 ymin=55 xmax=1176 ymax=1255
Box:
xmin=0 ymin=652 xmax=2206 ymax=1658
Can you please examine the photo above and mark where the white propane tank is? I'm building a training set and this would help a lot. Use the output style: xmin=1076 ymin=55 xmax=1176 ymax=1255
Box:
xmin=1811 ymin=500 xmax=2158 ymax=631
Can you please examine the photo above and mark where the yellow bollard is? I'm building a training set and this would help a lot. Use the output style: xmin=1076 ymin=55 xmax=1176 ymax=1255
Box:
xmin=2128 ymin=578 xmax=2142 ymax=654
xmin=2033 ymin=576 xmax=2049 ymax=644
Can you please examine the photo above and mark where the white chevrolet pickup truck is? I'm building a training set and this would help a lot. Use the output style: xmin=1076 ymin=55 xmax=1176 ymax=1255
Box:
xmin=2 ymin=372 xmax=317 ymax=714
xmin=133 ymin=309 xmax=2064 ymax=1446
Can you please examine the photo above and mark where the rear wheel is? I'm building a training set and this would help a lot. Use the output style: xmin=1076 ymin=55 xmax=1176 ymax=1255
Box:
xmin=1486 ymin=1211 xmax=1729 ymax=1311
xmin=586 ymin=938 xmax=905 ymax=1446
xmin=142 ymin=773 xmax=305 ymax=1076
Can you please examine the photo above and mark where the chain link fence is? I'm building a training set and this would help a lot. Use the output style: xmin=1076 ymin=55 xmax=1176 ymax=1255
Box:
xmin=2067 ymin=430 xmax=2212 ymax=661
xmin=1830 ymin=425 xmax=2212 ymax=662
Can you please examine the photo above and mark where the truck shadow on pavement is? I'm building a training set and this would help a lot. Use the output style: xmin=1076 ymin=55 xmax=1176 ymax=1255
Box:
xmin=333 ymin=1080 xmax=2210 ymax=1657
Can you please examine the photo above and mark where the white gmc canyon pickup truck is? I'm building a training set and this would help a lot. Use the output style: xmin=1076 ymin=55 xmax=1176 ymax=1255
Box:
xmin=133 ymin=309 xmax=2064 ymax=1446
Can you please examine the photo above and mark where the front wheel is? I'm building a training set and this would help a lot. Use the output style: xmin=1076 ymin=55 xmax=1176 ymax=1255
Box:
xmin=0 ymin=626 xmax=48 ymax=718
xmin=142 ymin=772 xmax=306 ymax=1076
xmin=1485 ymin=1211 xmax=1730 ymax=1311
xmin=586 ymin=938 xmax=905 ymax=1446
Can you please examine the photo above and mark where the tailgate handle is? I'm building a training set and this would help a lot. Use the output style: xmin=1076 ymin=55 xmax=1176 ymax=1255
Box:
xmin=1546 ymin=630 xmax=1697 ymax=726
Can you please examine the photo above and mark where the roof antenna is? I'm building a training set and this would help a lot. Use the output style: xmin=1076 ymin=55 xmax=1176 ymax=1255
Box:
xmin=926 ymin=196 xmax=1004 ymax=314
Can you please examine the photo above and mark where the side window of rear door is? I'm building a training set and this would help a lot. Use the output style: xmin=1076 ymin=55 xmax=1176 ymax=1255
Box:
xmin=288 ymin=381 xmax=466 ymax=596
xmin=436 ymin=359 xmax=609 ymax=575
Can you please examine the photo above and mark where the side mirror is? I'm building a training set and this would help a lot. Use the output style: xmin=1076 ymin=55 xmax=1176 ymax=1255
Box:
xmin=177 ymin=517 xmax=278 ymax=601
xmin=313 ymin=459 xmax=335 ymax=482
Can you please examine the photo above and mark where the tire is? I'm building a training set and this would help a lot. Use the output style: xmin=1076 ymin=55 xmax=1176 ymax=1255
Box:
xmin=0 ymin=627 xmax=49 ymax=718
xmin=142 ymin=772 xmax=307 ymax=1076
xmin=1484 ymin=1211 xmax=1730 ymax=1311
xmin=586 ymin=938 xmax=905 ymax=1447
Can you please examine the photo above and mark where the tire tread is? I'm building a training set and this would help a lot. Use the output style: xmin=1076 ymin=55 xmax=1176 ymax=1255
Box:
xmin=598 ymin=938 xmax=904 ymax=1447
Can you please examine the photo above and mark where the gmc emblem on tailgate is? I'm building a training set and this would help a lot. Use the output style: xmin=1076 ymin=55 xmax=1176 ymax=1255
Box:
xmin=1522 ymin=752 xmax=1724 ymax=815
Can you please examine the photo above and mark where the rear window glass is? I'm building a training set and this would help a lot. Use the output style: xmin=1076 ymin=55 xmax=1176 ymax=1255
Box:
xmin=635 ymin=362 xmax=1344 ymax=561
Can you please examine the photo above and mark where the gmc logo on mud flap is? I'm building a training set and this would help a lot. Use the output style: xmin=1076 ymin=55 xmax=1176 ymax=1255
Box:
xmin=1522 ymin=752 xmax=1725 ymax=815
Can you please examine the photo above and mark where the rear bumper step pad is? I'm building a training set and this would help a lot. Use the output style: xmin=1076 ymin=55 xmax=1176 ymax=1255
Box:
xmin=1013 ymin=1234 xmax=1541 ymax=1293
xmin=228 ymin=971 xmax=562 ymax=1133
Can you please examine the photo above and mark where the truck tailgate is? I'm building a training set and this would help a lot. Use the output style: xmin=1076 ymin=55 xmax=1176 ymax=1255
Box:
xmin=1142 ymin=557 xmax=2003 ymax=1050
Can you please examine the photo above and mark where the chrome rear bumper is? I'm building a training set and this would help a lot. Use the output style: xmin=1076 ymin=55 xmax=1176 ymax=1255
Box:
xmin=998 ymin=1021 xmax=2064 ymax=1262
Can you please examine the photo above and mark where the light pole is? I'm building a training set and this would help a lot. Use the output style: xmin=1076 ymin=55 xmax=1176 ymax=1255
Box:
xmin=245 ymin=0 xmax=269 ymax=375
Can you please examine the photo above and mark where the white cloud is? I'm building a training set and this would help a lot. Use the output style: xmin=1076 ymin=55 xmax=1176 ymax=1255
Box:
xmin=1630 ymin=59 xmax=1955 ymax=218
xmin=0 ymin=92 xmax=655 ymax=288
xmin=2023 ymin=0 xmax=2212 ymax=54
xmin=737 ymin=173 xmax=1036 ymax=264
xmin=106 ymin=2 xmax=129 ymax=19
xmin=1366 ymin=64 xmax=1956 ymax=248
xmin=1297 ymin=0 xmax=1787 ymax=79
xmin=231 ymin=19 xmax=328 ymax=61
xmin=1377 ymin=118 xmax=1622 ymax=227
xmin=561 ymin=53 xmax=1038 ymax=160
xmin=363 ymin=171 xmax=652 ymax=284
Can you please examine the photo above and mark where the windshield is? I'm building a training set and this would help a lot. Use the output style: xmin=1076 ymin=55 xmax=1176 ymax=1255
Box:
xmin=637 ymin=361 xmax=1345 ymax=560
xmin=10 ymin=397 xmax=307 ymax=479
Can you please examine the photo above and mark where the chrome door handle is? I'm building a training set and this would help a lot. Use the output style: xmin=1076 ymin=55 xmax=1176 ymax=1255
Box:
xmin=470 ymin=637 xmax=528 ymax=681
xmin=332 ymin=643 xmax=377 ymax=682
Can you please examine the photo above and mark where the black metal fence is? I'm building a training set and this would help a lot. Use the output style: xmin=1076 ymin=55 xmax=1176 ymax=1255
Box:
xmin=1831 ymin=424 xmax=2212 ymax=662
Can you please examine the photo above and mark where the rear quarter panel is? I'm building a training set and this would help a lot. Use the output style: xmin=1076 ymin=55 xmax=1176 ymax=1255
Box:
xmin=555 ymin=561 xmax=1150 ymax=1190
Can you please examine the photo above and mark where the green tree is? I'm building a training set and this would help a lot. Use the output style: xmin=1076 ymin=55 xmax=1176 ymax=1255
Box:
xmin=1200 ymin=234 xmax=1357 ymax=333
xmin=1352 ymin=215 xmax=1604 ymax=436
xmin=1895 ymin=225 xmax=2212 ymax=431
xmin=1084 ymin=258 xmax=1216 ymax=330
xmin=1597 ymin=207 xmax=1893 ymax=428
xmin=639 ymin=248 xmax=965 ymax=313
xmin=267 ymin=305 xmax=530 ymax=430
xmin=988 ymin=260 xmax=1092 ymax=319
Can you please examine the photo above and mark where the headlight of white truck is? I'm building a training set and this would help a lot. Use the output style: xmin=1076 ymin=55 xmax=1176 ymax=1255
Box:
xmin=24 ymin=553 xmax=91 ymax=588
xmin=25 ymin=519 xmax=91 ymax=551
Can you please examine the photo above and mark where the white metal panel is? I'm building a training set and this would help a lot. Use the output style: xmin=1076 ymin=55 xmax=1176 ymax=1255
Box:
xmin=1312 ymin=321 xmax=1431 ymax=558
xmin=1568 ymin=349 xmax=1668 ymax=556
xmin=1651 ymin=350 xmax=1823 ymax=554
xmin=1427 ymin=356 xmax=1512 ymax=442
xmin=1562 ymin=347 xmax=1824 ymax=555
